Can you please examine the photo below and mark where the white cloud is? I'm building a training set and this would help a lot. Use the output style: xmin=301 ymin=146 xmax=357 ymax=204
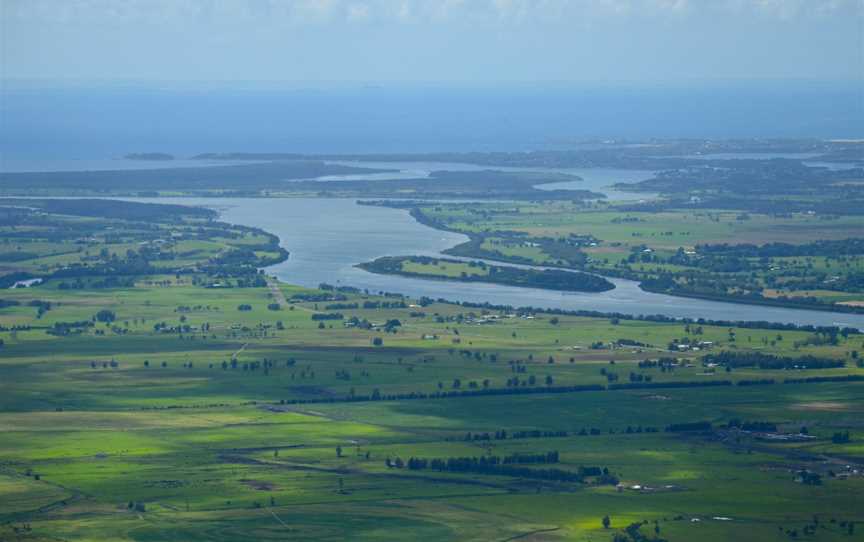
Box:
xmin=346 ymin=2 xmax=371 ymax=22
xmin=3 ymin=0 xmax=859 ymax=26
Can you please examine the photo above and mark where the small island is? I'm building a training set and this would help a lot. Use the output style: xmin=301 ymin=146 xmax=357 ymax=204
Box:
xmin=357 ymin=255 xmax=615 ymax=293
xmin=124 ymin=152 xmax=175 ymax=161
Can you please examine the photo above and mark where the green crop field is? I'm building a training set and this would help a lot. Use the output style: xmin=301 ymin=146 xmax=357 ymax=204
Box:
xmin=2 ymin=274 xmax=864 ymax=541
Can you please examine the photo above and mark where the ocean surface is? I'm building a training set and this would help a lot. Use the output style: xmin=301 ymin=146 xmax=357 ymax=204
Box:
xmin=2 ymin=82 xmax=861 ymax=161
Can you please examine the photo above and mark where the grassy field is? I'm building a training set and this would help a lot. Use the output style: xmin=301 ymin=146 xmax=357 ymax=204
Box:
xmin=406 ymin=201 xmax=864 ymax=311
xmin=402 ymin=258 xmax=489 ymax=278
xmin=1 ymin=274 xmax=863 ymax=541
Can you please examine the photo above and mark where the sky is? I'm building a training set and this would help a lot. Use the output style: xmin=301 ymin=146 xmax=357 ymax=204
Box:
xmin=2 ymin=0 xmax=863 ymax=85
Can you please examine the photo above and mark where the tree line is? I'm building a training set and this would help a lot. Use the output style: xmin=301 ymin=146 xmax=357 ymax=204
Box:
xmin=386 ymin=452 xmax=619 ymax=485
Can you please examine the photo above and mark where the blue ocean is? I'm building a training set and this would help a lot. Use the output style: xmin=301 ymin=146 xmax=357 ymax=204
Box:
xmin=1 ymin=81 xmax=861 ymax=164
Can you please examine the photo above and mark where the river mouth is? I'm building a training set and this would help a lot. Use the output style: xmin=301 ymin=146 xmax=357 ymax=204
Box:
xmin=137 ymin=196 xmax=864 ymax=330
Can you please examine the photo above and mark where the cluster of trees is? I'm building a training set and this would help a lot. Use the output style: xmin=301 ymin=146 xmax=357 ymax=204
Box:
xmin=797 ymin=470 xmax=822 ymax=486
xmin=57 ymin=276 xmax=137 ymax=290
xmin=268 ymin=371 xmax=859 ymax=408
xmin=666 ymin=421 xmax=712 ymax=432
xmin=637 ymin=358 xmax=678 ymax=372
xmin=784 ymin=374 xmax=864 ymax=385
xmin=386 ymin=453 xmax=618 ymax=484
xmin=395 ymin=451 xmax=560 ymax=470
xmin=325 ymin=300 xmax=409 ymax=310
xmin=726 ymin=419 xmax=778 ymax=432
xmin=94 ymin=309 xmax=116 ymax=323
xmin=90 ymin=360 xmax=119 ymax=369
xmin=611 ymin=520 xmax=667 ymax=542
xmin=47 ymin=320 xmax=93 ymax=336
xmin=617 ymin=338 xmax=651 ymax=348
xmin=703 ymin=351 xmax=845 ymax=370
xmin=463 ymin=430 xmax=568 ymax=441
xmin=126 ymin=501 xmax=146 ymax=513
xmin=459 ymin=426 xmax=660 ymax=442
xmin=311 ymin=312 xmax=343 ymax=320
xmin=505 ymin=374 xmax=554 ymax=387
xmin=608 ymin=380 xmax=732 ymax=391
xmin=291 ymin=292 xmax=348 ymax=302
xmin=697 ymin=238 xmax=864 ymax=259
xmin=318 ymin=283 xmax=362 ymax=293
xmin=831 ymin=431 xmax=852 ymax=444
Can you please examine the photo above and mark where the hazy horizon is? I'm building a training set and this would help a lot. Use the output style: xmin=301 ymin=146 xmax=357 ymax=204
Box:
xmin=3 ymin=0 xmax=862 ymax=84
xmin=3 ymin=0 xmax=862 ymax=160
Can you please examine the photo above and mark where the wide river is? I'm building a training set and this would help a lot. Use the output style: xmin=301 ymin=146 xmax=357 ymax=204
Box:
xmin=150 ymin=196 xmax=864 ymax=329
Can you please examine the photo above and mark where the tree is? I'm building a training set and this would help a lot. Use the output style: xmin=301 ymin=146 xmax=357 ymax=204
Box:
xmin=95 ymin=309 xmax=116 ymax=323
xmin=602 ymin=515 xmax=611 ymax=529
xmin=372 ymin=337 xmax=383 ymax=346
